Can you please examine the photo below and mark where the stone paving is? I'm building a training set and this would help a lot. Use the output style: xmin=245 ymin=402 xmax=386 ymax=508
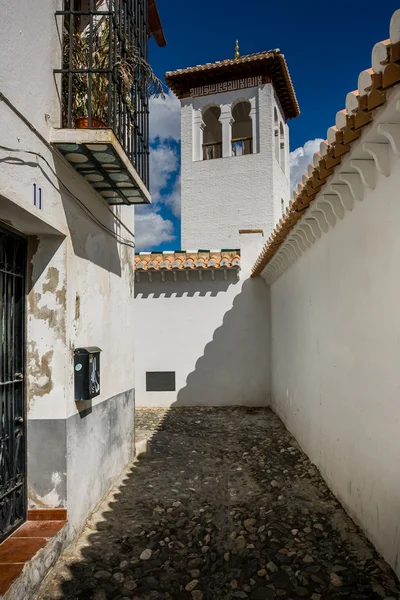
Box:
xmin=34 ymin=408 xmax=400 ymax=600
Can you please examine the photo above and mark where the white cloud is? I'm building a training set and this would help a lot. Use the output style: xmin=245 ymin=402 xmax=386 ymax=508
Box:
xmin=289 ymin=138 xmax=324 ymax=193
xmin=149 ymin=91 xmax=181 ymax=142
xmin=163 ymin=174 xmax=181 ymax=217
xmin=135 ymin=140 xmax=181 ymax=251
xmin=149 ymin=143 xmax=179 ymax=203
xmin=135 ymin=212 xmax=176 ymax=251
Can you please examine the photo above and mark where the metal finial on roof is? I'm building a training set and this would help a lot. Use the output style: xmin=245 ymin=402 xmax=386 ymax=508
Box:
xmin=235 ymin=40 xmax=240 ymax=59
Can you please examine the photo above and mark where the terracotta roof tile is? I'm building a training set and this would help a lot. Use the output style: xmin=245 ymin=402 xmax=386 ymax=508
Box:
xmin=135 ymin=250 xmax=240 ymax=272
xmin=252 ymin=9 xmax=400 ymax=277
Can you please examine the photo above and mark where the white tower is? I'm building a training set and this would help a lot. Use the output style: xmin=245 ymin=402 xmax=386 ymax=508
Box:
xmin=165 ymin=46 xmax=299 ymax=250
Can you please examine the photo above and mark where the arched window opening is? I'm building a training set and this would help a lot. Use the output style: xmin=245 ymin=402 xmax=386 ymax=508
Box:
xmin=274 ymin=128 xmax=279 ymax=162
xmin=231 ymin=101 xmax=252 ymax=156
xmin=281 ymin=198 xmax=285 ymax=215
xmin=274 ymin=107 xmax=278 ymax=123
xmin=202 ymin=106 xmax=222 ymax=160
xmin=279 ymin=122 xmax=285 ymax=171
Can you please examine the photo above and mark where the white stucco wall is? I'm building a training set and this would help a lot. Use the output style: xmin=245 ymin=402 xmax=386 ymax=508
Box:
xmin=265 ymin=89 xmax=400 ymax=577
xmin=0 ymin=0 xmax=136 ymax=531
xmin=0 ymin=0 xmax=61 ymax=138
xmin=180 ymin=84 xmax=290 ymax=249
xmin=134 ymin=233 xmax=270 ymax=407
xmin=272 ymin=97 xmax=291 ymax=219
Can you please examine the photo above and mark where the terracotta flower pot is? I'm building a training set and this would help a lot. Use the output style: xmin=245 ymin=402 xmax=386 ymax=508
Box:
xmin=75 ymin=116 xmax=107 ymax=129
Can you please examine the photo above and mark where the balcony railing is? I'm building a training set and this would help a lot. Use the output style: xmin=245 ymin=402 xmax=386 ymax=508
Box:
xmin=53 ymin=0 xmax=162 ymax=204
xmin=231 ymin=137 xmax=253 ymax=157
xmin=202 ymin=141 xmax=222 ymax=161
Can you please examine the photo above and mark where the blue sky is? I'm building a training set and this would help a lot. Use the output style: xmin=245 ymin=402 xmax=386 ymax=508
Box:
xmin=135 ymin=1 xmax=400 ymax=251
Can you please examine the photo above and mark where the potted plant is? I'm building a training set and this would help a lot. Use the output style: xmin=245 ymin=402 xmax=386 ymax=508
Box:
xmin=62 ymin=16 xmax=164 ymax=129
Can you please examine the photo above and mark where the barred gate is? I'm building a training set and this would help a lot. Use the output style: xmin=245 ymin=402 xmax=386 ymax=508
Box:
xmin=0 ymin=225 xmax=26 ymax=541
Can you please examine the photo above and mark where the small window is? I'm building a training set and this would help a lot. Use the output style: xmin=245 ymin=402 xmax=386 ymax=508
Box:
xmin=231 ymin=100 xmax=253 ymax=156
xmin=202 ymin=106 xmax=222 ymax=160
xmin=274 ymin=128 xmax=279 ymax=162
xmin=279 ymin=122 xmax=285 ymax=172
xmin=281 ymin=198 xmax=285 ymax=215
xmin=146 ymin=372 xmax=176 ymax=392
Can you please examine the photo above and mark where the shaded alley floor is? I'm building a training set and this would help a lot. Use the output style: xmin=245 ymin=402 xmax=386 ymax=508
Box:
xmin=34 ymin=408 xmax=399 ymax=600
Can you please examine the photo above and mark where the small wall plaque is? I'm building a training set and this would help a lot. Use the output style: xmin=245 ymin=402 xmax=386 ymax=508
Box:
xmin=146 ymin=372 xmax=176 ymax=392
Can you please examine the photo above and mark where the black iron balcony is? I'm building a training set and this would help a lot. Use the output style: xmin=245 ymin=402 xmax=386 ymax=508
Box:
xmin=52 ymin=0 xmax=165 ymax=206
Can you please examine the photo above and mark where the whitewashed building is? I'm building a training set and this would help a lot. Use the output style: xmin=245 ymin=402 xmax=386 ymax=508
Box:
xmin=135 ymin=8 xmax=400 ymax=582
xmin=0 ymin=0 xmax=165 ymax=594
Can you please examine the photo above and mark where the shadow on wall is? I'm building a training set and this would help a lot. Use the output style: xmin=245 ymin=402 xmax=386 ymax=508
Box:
xmin=172 ymin=276 xmax=270 ymax=407
xmin=27 ymin=235 xmax=63 ymax=295
xmin=135 ymin=269 xmax=238 ymax=298
xmin=0 ymin=145 xmax=124 ymax=275
xmin=54 ymin=155 xmax=123 ymax=277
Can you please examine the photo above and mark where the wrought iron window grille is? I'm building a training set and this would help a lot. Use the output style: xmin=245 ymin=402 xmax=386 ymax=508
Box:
xmin=0 ymin=226 xmax=26 ymax=542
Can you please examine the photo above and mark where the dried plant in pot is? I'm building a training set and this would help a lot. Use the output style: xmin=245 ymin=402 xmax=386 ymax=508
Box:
xmin=62 ymin=17 xmax=164 ymax=130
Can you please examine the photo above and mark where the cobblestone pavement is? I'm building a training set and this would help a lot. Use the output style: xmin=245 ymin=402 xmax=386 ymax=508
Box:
xmin=34 ymin=408 xmax=400 ymax=600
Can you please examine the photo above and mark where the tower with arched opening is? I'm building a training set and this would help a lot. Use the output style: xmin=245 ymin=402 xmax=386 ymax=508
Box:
xmin=165 ymin=49 xmax=299 ymax=249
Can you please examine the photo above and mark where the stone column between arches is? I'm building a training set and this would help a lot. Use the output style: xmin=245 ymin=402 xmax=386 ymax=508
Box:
xmin=219 ymin=104 xmax=233 ymax=158
xmin=192 ymin=108 xmax=204 ymax=162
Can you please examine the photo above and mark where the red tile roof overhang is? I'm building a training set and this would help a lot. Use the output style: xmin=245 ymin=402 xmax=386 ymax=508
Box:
xmin=149 ymin=0 xmax=166 ymax=47
xmin=165 ymin=51 xmax=299 ymax=121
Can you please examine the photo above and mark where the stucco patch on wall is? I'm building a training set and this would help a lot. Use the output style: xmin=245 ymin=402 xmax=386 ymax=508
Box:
xmin=75 ymin=293 xmax=80 ymax=320
xmin=122 ymin=245 xmax=135 ymax=297
xmin=27 ymin=418 xmax=67 ymax=509
xmin=29 ymin=472 xmax=64 ymax=508
xmin=29 ymin=292 xmax=58 ymax=329
xmin=27 ymin=342 xmax=54 ymax=402
xmin=42 ymin=266 xmax=60 ymax=294
xmin=28 ymin=247 xmax=67 ymax=344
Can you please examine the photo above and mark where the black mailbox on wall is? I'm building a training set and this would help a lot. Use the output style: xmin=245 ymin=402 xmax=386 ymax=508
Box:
xmin=74 ymin=347 xmax=101 ymax=401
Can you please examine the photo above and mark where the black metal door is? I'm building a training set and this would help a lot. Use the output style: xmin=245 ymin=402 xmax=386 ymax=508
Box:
xmin=0 ymin=225 xmax=26 ymax=541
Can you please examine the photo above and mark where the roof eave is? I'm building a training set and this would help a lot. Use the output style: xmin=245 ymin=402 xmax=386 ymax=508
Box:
xmin=149 ymin=0 xmax=166 ymax=47
xmin=164 ymin=51 xmax=299 ymax=121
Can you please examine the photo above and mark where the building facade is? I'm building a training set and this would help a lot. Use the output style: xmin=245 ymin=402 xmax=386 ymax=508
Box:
xmin=165 ymin=50 xmax=299 ymax=249
xmin=0 ymin=0 xmax=165 ymax=591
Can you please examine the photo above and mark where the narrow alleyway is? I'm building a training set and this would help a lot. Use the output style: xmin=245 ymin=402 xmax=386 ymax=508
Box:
xmin=34 ymin=408 xmax=399 ymax=600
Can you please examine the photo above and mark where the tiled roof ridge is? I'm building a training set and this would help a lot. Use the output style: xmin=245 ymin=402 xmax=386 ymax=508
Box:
xmin=252 ymin=9 xmax=400 ymax=277
xmin=165 ymin=49 xmax=279 ymax=76
xmin=135 ymin=249 xmax=241 ymax=271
